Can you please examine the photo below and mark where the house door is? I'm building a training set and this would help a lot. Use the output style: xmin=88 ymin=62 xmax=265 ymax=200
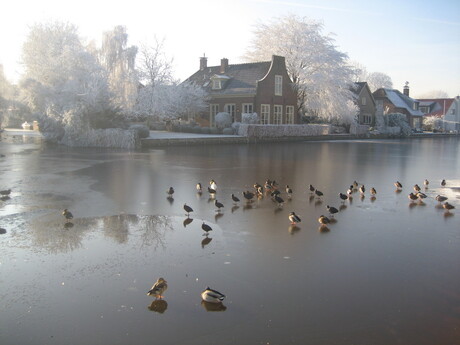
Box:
xmin=224 ymin=104 xmax=236 ymax=122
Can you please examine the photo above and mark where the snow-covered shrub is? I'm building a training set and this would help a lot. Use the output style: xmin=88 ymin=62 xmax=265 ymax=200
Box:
xmin=349 ymin=122 xmax=370 ymax=136
xmin=242 ymin=112 xmax=259 ymax=124
xmin=232 ymin=121 xmax=241 ymax=133
xmin=386 ymin=113 xmax=412 ymax=136
xmin=62 ymin=128 xmax=138 ymax=149
xmin=215 ymin=112 xmax=232 ymax=129
xmin=423 ymin=116 xmax=441 ymax=132
xmin=129 ymin=124 xmax=150 ymax=138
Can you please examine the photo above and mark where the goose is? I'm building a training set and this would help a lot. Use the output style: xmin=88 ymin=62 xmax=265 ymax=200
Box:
xmin=394 ymin=181 xmax=403 ymax=190
xmin=288 ymin=212 xmax=301 ymax=224
xmin=167 ymin=187 xmax=174 ymax=196
xmin=147 ymin=278 xmax=168 ymax=299
xmin=62 ymin=209 xmax=73 ymax=220
xmin=315 ymin=189 xmax=323 ymax=198
xmin=441 ymin=179 xmax=446 ymax=187
xmin=231 ymin=193 xmax=240 ymax=204
xmin=443 ymin=202 xmax=455 ymax=212
xmin=327 ymin=205 xmax=339 ymax=217
xmin=318 ymin=215 xmax=330 ymax=225
xmin=201 ymin=287 xmax=225 ymax=303
xmin=435 ymin=195 xmax=448 ymax=203
xmin=183 ymin=204 xmax=193 ymax=216
xmin=0 ymin=189 xmax=11 ymax=196
xmin=202 ymin=222 xmax=213 ymax=235
xmin=215 ymin=199 xmax=224 ymax=211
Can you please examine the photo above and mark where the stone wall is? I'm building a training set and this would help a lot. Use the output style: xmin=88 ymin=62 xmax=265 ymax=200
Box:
xmin=237 ymin=124 xmax=330 ymax=138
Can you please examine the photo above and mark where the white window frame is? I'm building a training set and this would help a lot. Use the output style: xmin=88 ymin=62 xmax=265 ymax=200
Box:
xmin=260 ymin=104 xmax=270 ymax=124
xmin=242 ymin=103 xmax=254 ymax=114
xmin=224 ymin=104 xmax=236 ymax=122
xmin=275 ymin=75 xmax=283 ymax=96
xmin=273 ymin=105 xmax=283 ymax=124
xmin=286 ymin=106 xmax=295 ymax=124
xmin=361 ymin=97 xmax=366 ymax=106
xmin=210 ymin=104 xmax=219 ymax=127
xmin=212 ymin=79 xmax=221 ymax=90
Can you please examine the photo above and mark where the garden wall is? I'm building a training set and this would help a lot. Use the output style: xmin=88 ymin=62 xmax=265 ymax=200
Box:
xmin=237 ymin=124 xmax=330 ymax=138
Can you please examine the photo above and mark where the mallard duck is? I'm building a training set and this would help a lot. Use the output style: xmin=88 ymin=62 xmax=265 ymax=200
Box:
xmin=435 ymin=195 xmax=448 ymax=203
xmin=370 ymin=187 xmax=377 ymax=196
xmin=243 ymin=190 xmax=255 ymax=202
xmin=167 ymin=187 xmax=174 ymax=196
xmin=359 ymin=185 xmax=366 ymax=195
xmin=327 ymin=205 xmax=338 ymax=217
xmin=339 ymin=193 xmax=348 ymax=202
xmin=231 ymin=193 xmax=240 ymax=204
xmin=315 ymin=189 xmax=323 ymax=198
xmin=288 ymin=211 xmax=301 ymax=224
xmin=286 ymin=185 xmax=293 ymax=198
xmin=0 ymin=189 xmax=11 ymax=196
xmin=208 ymin=186 xmax=216 ymax=194
xmin=443 ymin=202 xmax=455 ymax=212
xmin=408 ymin=193 xmax=418 ymax=202
xmin=318 ymin=215 xmax=330 ymax=225
xmin=423 ymin=179 xmax=429 ymax=188
xmin=201 ymin=287 xmax=225 ymax=303
xmin=215 ymin=199 xmax=224 ymax=211
xmin=347 ymin=185 xmax=353 ymax=196
xmin=62 ymin=209 xmax=73 ymax=220
xmin=196 ymin=183 xmax=202 ymax=193
xmin=209 ymin=179 xmax=217 ymax=191
xmin=352 ymin=181 xmax=359 ymax=189
xmin=394 ymin=181 xmax=403 ymax=190
xmin=413 ymin=184 xmax=421 ymax=192
xmin=441 ymin=179 xmax=446 ymax=187
xmin=184 ymin=203 xmax=193 ymax=216
xmin=147 ymin=278 xmax=168 ymax=299
xmin=274 ymin=194 xmax=284 ymax=206
xmin=202 ymin=222 xmax=212 ymax=235
xmin=416 ymin=192 xmax=427 ymax=201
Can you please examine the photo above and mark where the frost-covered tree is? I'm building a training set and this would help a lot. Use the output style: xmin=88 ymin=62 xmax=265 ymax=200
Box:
xmin=215 ymin=112 xmax=232 ymax=129
xmin=137 ymin=38 xmax=175 ymax=87
xmin=417 ymin=90 xmax=449 ymax=98
xmin=99 ymin=26 xmax=138 ymax=113
xmin=244 ymin=14 xmax=356 ymax=123
xmin=350 ymin=62 xmax=393 ymax=92
xmin=20 ymin=21 xmax=117 ymax=143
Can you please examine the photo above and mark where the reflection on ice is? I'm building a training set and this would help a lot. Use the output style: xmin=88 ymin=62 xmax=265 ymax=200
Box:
xmin=201 ymin=300 xmax=227 ymax=312
xmin=148 ymin=299 xmax=168 ymax=314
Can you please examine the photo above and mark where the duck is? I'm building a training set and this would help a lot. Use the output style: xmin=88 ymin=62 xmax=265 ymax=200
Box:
xmin=274 ymin=194 xmax=284 ymax=207
xmin=394 ymin=181 xmax=403 ymax=190
xmin=231 ymin=193 xmax=240 ymax=204
xmin=215 ymin=199 xmax=224 ymax=211
xmin=443 ymin=202 xmax=455 ymax=212
xmin=423 ymin=179 xmax=429 ymax=188
xmin=0 ymin=228 xmax=6 ymax=235
xmin=315 ymin=189 xmax=323 ymax=198
xmin=0 ymin=189 xmax=11 ymax=196
xmin=209 ymin=179 xmax=217 ymax=191
xmin=202 ymin=222 xmax=213 ymax=235
xmin=184 ymin=204 xmax=193 ymax=216
xmin=288 ymin=212 xmax=301 ymax=224
xmin=243 ymin=190 xmax=255 ymax=202
xmin=208 ymin=186 xmax=216 ymax=194
xmin=370 ymin=187 xmax=377 ymax=196
xmin=352 ymin=181 xmax=359 ymax=190
xmin=413 ymin=184 xmax=421 ymax=192
xmin=62 ymin=209 xmax=73 ymax=220
xmin=339 ymin=193 xmax=348 ymax=202
xmin=285 ymin=185 xmax=293 ymax=198
xmin=167 ymin=186 xmax=174 ymax=196
xmin=441 ymin=179 xmax=446 ymax=187
xmin=408 ymin=193 xmax=418 ymax=202
xmin=327 ymin=205 xmax=339 ymax=217
xmin=347 ymin=185 xmax=354 ymax=196
xmin=147 ymin=278 xmax=168 ymax=299
xmin=201 ymin=287 xmax=225 ymax=303
xmin=416 ymin=192 xmax=427 ymax=201
xmin=359 ymin=185 xmax=365 ymax=195
xmin=309 ymin=184 xmax=315 ymax=193
xmin=318 ymin=215 xmax=330 ymax=225
xmin=435 ymin=195 xmax=448 ymax=203
xmin=196 ymin=183 xmax=202 ymax=193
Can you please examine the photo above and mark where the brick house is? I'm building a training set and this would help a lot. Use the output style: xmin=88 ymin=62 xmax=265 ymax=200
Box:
xmin=185 ymin=55 xmax=298 ymax=127
xmin=373 ymin=83 xmax=424 ymax=129
xmin=353 ymin=82 xmax=376 ymax=126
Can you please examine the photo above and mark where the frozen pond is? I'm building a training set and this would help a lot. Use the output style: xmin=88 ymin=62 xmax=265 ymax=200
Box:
xmin=1 ymin=136 xmax=459 ymax=344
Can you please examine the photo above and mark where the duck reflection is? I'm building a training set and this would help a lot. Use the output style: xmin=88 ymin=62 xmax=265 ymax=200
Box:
xmin=314 ymin=199 xmax=323 ymax=207
xmin=201 ymin=236 xmax=212 ymax=248
xmin=274 ymin=207 xmax=283 ymax=214
xmin=370 ymin=196 xmax=376 ymax=202
xmin=318 ymin=225 xmax=330 ymax=233
xmin=0 ymin=195 xmax=11 ymax=201
xmin=201 ymin=300 xmax=227 ymax=312
xmin=64 ymin=222 xmax=74 ymax=229
xmin=166 ymin=196 xmax=174 ymax=204
xmin=243 ymin=204 xmax=253 ymax=211
xmin=339 ymin=204 xmax=347 ymax=211
xmin=309 ymin=195 xmax=315 ymax=203
xmin=214 ymin=212 xmax=224 ymax=221
xmin=231 ymin=205 xmax=239 ymax=213
xmin=328 ymin=218 xmax=338 ymax=224
xmin=148 ymin=299 xmax=168 ymax=314
xmin=443 ymin=211 xmax=454 ymax=219
xmin=183 ymin=217 xmax=193 ymax=227
xmin=288 ymin=224 xmax=300 ymax=234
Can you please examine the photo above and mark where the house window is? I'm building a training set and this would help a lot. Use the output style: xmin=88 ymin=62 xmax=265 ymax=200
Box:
xmin=224 ymin=104 xmax=236 ymax=122
xmin=451 ymin=108 xmax=456 ymax=114
xmin=286 ymin=106 xmax=295 ymax=124
xmin=210 ymin=104 xmax=219 ymax=127
xmin=273 ymin=105 xmax=283 ymax=124
xmin=361 ymin=113 xmax=372 ymax=125
xmin=242 ymin=103 xmax=254 ymax=114
xmin=212 ymin=79 xmax=221 ymax=90
xmin=361 ymin=97 xmax=366 ymax=106
xmin=260 ymin=104 xmax=270 ymax=124
xmin=275 ymin=75 xmax=283 ymax=96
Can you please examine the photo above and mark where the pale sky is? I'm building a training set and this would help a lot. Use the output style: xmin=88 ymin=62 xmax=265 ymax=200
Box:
xmin=1 ymin=0 xmax=459 ymax=97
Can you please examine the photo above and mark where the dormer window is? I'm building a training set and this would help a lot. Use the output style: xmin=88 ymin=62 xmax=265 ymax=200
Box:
xmin=212 ymin=79 xmax=222 ymax=90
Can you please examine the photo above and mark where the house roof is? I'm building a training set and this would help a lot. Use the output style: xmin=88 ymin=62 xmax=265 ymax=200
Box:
xmin=185 ymin=60 xmax=272 ymax=96
xmin=378 ymin=88 xmax=424 ymax=116
xmin=417 ymin=98 xmax=454 ymax=117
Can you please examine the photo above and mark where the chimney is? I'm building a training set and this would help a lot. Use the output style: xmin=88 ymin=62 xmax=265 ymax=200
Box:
xmin=200 ymin=55 xmax=207 ymax=70
xmin=220 ymin=58 xmax=228 ymax=74
xmin=403 ymin=81 xmax=410 ymax=96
